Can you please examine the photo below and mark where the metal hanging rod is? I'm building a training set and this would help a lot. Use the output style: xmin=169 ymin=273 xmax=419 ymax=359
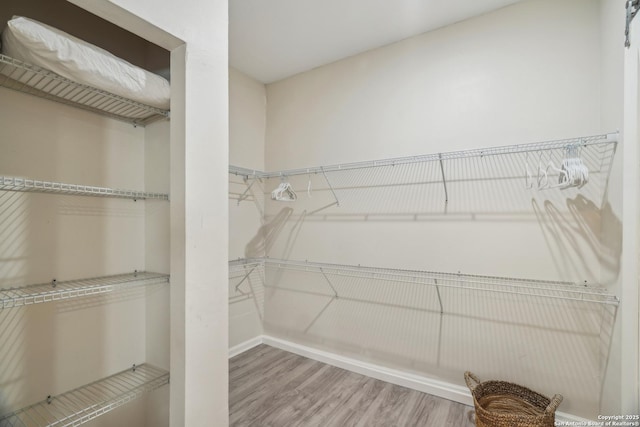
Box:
xmin=0 ymin=54 xmax=169 ymax=127
xmin=0 ymin=176 xmax=170 ymax=200
xmin=229 ymin=133 xmax=617 ymax=179
xmin=1 ymin=271 xmax=170 ymax=309
xmin=255 ymin=258 xmax=619 ymax=306
xmin=0 ymin=363 xmax=169 ymax=426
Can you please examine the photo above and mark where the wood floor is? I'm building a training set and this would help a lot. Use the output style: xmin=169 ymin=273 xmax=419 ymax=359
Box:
xmin=229 ymin=344 xmax=476 ymax=426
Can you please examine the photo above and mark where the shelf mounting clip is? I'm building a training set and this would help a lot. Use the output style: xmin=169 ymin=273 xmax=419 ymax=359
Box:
xmin=626 ymin=0 xmax=640 ymax=47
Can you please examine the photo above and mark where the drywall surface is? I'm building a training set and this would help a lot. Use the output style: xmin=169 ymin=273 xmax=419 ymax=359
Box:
xmin=263 ymin=0 xmax=618 ymax=419
xmin=598 ymin=0 xmax=626 ymax=415
xmin=75 ymin=0 xmax=231 ymax=425
xmin=230 ymin=68 xmax=266 ymax=174
xmin=229 ymin=68 xmax=267 ymax=348
xmin=144 ymin=120 xmax=171 ymax=427
xmin=0 ymin=87 xmax=149 ymax=425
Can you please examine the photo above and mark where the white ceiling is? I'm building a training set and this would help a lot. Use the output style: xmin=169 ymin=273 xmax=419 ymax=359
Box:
xmin=229 ymin=0 xmax=525 ymax=83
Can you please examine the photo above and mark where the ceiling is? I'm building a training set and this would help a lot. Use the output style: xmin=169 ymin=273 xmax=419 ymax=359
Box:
xmin=229 ymin=0 xmax=525 ymax=84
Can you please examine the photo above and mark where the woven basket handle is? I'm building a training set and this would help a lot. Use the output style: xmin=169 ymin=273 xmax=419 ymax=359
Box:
xmin=545 ymin=394 xmax=563 ymax=414
xmin=464 ymin=371 xmax=481 ymax=392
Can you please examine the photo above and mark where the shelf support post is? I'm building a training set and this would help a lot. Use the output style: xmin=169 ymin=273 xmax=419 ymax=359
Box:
xmin=434 ymin=279 xmax=444 ymax=314
xmin=319 ymin=267 xmax=339 ymax=298
xmin=237 ymin=177 xmax=255 ymax=206
xmin=304 ymin=266 xmax=338 ymax=333
xmin=234 ymin=265 xmax=257 ymax=293
xmin=438 ymin=153 xmax=448 ymax=204
xmin=321 ymin=167 xmax=340 ymax=207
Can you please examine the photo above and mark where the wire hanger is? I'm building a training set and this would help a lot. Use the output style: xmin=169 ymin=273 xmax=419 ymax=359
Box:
xmin=271 ymin=178 xmax=297 ymax=202
xmin=534 ymin=143 xmax=589 ymax=190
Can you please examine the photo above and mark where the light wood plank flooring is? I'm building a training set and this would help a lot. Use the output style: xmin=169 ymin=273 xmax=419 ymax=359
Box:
xmin=229 ymin=344 xmax=476 ymax=426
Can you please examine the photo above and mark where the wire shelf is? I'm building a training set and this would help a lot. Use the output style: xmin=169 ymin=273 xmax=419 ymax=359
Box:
xmin=0 ymin=363 xmax=169 ymax=427
xmin=229 ymin=258 xmax=264 ymax=272
xmin=262 ymin=258 xmax=619 ymax=306
xmin=228 ymin=259 xmax=266 ymax=314
xmin=229 ymin=133 xmax=617 ymax=178
xmin=0 ymin=272 xmax=170 ymax=309
xmin=0 ymin=54 xmax=169 ymax=127
xmin=0 ymin=176 xmax=169 ymax=201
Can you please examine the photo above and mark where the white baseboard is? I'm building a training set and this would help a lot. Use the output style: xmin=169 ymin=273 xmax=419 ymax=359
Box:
xmin=262 ymin=335 xmax=472 ymax=406
xmin=228 ymin=335 xmax=264 ymax=359
xmin=231 ymin=334 xmax=591 ymax=424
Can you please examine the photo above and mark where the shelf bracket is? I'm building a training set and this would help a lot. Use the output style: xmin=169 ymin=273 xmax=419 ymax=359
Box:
xmin=245 ymin=273 xmax=263 ymax=321
xmin=319 ymin=267 xmax=339 ymax=298
xmin=626 ymin=0 xmax=640 ymax=47
xmin=237 ymin=177 xmax=255 ymax=206
xmin=438 ymin=153 xmax=448 ymax=204
xmin=434 ymin=279 xmax=444 ymax=314
xmin=321 ymin=167 xmax=340 ymax=207
xmin=304 ymin=295 xmax=337 ymax=333
xmin=234 ymin=266 xmax=258 ymax=293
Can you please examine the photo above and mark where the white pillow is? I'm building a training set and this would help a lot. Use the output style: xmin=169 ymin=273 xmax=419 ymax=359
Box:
xmin=2 ymin=16 xmax=170 ymax=110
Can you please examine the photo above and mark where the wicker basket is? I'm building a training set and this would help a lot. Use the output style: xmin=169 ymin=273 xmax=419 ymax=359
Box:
xmin=464 ymin=371 xmax=563 ymax=427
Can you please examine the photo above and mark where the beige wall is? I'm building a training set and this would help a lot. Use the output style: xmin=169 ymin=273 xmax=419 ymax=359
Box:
xmin=145 ymin=120 xmax=171 ymax=427
xmin=78 ymin=0 xmax=231 ymax=424
xmin=0 ymin=87 xmax=151 ymax=425
xmin=262 ymin=0 xmax=619 ymax=419
xmin=229 ymin=68 xmax=267 ymax=348
xmin=598 ymin=0 xmax=625 ymax=415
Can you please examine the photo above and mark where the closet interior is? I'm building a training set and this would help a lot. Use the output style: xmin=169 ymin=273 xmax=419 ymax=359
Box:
xmin=228 ymin=0 xmax=627 ymax=422
xmin=0 ymin=0 xmax=633 ymax=425
xmin=0 ymin=1 xmax=171 ymax=426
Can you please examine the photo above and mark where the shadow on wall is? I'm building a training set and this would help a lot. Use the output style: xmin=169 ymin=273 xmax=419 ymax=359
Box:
xmin=532 ymin=195 xmax=621 ymax=283
xmin=262 ymin=263 xmax=618 ymax=418
xmin=245 ymin=207 xmax=293 ymax=258
xmin=0 ymin=308 xmax=26 ymax=419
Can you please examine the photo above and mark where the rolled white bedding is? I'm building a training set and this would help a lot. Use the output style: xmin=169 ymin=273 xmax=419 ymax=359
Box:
xmin=2 ymin=16 xmax=170 ymax=110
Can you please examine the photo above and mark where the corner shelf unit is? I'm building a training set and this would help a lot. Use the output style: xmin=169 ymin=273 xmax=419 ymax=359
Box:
xmin=0 ymin=176 xmax=169 ymax=201
xmin=0 ymin=272 xmax=170 ymax=309
xmin=0 ymin=54 xmax=169 ymax=127
xmin=0 ymin=364 xmax=169 ymax=427
xmin=231 ymin=258 xmax=619 ymax=307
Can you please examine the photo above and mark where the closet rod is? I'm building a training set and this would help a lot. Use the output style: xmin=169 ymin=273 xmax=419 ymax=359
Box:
xmin=261 ymin=258 xmax=619 ymax=306
xmin=228 ymin=133 xmax=617 ymax=179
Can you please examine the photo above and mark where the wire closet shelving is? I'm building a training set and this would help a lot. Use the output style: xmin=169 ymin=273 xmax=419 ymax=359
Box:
xmin=0 ymin=54 xmax=169 ymax=127
xmin=234 ymin=258 xmax=619 ymax=307
xmin=0 ymin=272 xmax=170 ymax=310
xmin=0 ymin=364 xmax=169 ymax=427
xmin=229 ymin=259 xmax=265 ymax=309
xmin=230 ymin=132 xmax=618 ymax=214
xmin=0 ymin=176 xmax=169 ymax=201
xmin=229 ymin=133 xmax=617 ymax=179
